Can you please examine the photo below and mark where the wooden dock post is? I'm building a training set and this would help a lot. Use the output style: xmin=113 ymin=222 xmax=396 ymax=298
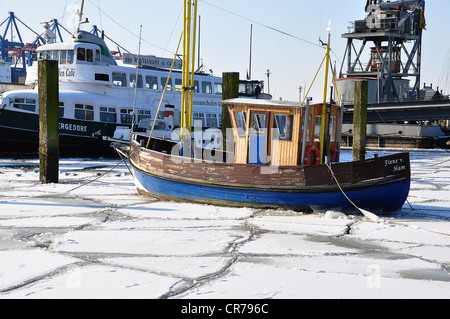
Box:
xmin=38 ymin=59 xmax=59 ymax=184
xmin=222 ymin=72 xmax=239 ymax=152
xmin=353 ymin=80 xmax=368 ymax=162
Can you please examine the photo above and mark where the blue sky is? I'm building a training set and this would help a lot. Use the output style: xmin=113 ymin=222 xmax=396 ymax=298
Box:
xmin=2 ymin=0 xmax=449 ymax=101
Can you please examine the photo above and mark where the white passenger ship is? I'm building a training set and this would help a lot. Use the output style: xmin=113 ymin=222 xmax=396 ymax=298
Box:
xmin=0 ymin=22 xmax=268 ymax=157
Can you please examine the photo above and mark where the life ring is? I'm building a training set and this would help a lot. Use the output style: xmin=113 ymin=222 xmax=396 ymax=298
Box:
xmin=304 ymin=145 xmax=321 ymax=166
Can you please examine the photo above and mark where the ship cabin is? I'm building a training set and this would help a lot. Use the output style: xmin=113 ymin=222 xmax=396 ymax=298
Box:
xmin=222 ymin=98 xmax=342 ymax=167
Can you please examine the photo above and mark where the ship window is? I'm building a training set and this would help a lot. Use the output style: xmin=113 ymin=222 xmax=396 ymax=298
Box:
xmin=77 ymin=48 xmax=86 ymax=61
xmin=214 ymin=83 xmax=222 ymax=95
xmin=137 ymin=109 xmax=151 ymax=122
xmin=59 ymin=101 xmax=65 ymax=117
xmin=95 ymin=50 xmax=101 ymax=62
xmin=274 ymin=114 xmax=293 ymax=141
xmin=67 ymin=50 xmax=74 ymax=64
xmin=193 ymin=113 xmax=205 ymax=127
xmin=206 ymin=113 xmax=218 ymax=127
xmin=314 ymin=116 xmax=321 ymax=142
xmin=112 ymin=72 xmax=127 ymax=87
xmin=13 ymin=98 xmax=36 ymax=112
xmin=330 ymin=116 xmax=336 ymax=142
xmin=194 ymin=80 xmax=199 ymax=93
xmin=175 ymin=78 xmax=182 ymax=89
xmin=95 ymin=73 xmax=109 ymax=81
xmin=252 ymin=113 xmax=266 ymax=133
xmin=234 ymin=111 xmax=247 ymax=137
xmin=75 ymin=104 xmax=94 ymax=121
xmin=60 ymin=50 xmax=67 ymax=64
xmin=145 ymin=76 xmax=158 ymax=90
xmin=50 ymin=51 xmax=59 ymax=61
xmin=100 ymin=107 xmax=117 ymax=123
xmin=120 ymin=109 xmax=133 ymax=124
xmin=130 ymin=74 xmax=143 ymax=89
xmin=87 ymin=49 xmax=94 ymax=62
xmin=202 ymin=81 xmax=212 ymax=94
xmin=161 ymin=77 xmax=172 ymax=90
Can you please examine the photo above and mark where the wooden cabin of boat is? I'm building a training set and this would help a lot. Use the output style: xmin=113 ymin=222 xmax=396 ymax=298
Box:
xmin=222 ymin=98 xmax=342 ymax=167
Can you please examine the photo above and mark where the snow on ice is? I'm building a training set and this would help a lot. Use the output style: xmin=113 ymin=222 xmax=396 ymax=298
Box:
xmin=0 ymin=150 xmax=449 ymax=299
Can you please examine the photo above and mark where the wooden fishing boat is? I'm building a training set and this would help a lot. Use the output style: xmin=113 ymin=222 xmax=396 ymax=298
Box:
xmin=129 ymin=98 xmax=410 ymax=212
xmin=127 ymin=0 xmax=410 ymax=213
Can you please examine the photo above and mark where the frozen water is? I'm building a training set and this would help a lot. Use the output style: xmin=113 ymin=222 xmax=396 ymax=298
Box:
xmin=0 ymin=150 xmax=449 ymax=299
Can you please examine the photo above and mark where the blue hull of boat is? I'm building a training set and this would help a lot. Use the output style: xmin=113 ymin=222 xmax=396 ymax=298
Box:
xmin=132 ymin=167 xmax=410 ymax=212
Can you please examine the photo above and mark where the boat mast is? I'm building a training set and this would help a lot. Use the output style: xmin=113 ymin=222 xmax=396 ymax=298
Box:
xmin=76 ymin=0 xmax=89 ymax=32
xmin=319 ymin=21 xmax=331 ymax=164
xmin=181 ymin=0 xmax=198 ymax=140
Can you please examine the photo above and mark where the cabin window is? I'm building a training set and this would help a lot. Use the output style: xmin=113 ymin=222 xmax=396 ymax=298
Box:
xmin=206 ymin=113 xmax=218 ymax=127
xmin=234 ymin=111 xmax=247 ymax=137
xmin=194 ymin=80 xmax=199 ymax=93
xmin=77 ymin=48 xmax=86 ymax=61
xmin=75 ymin=104 xmax=94 ymax=121
xmin=13 ymin=98 xmax=36 ymax=112
xmin=314 ymin=116 xmax=322 ymax=142
xmin=161 ymin=77 xmax=172 ymax=90
xmin=112 ymin=72 xmax=127 ymax=87
xmin=145 ymin=76 xmax=158 ymax=90
xmin=59 ymin=102 xmax=65 ymax=118
xmin=202 ymin=81 xmax=212 ymax=94
xmin=274 ymin=114 xmax=293 ymax=141
xmin=95 ymin=50 xmax=101 ymax=62
xmin=47 ymin=51 xmax=59 ymax=61
xmin=59 ymin=50 xmax=67 ymax=64
xmin=130 ymin=74 xmax=143 ymax=89
xmin=95 ymin=73 xmax=109 ymax=81
xmin=214 ymin=83 xmax=223 ymax=95
xmin=67 ymin=50 xmax=74 ymax=64
xmin=193 ymin=113 xmax=205 ymax=127
xmin=175 ymin=78 xmax=182 ymax=89
xmin=137 ymin=110 xmax=151 ymax=122
xmin=120 ymin=109 xmax=133 ymax=124
xmin=86 ymin=49 xmax=94 ymax=62
xmin=330 ymin=116 xmax=336 ymax=142
xmin=100 ymin=107 xmax=117 ymax=123
xmin=314 ymin=115 xmax=336 ymax=142
xmin=252 ymin=113 xmax=266 ymax=133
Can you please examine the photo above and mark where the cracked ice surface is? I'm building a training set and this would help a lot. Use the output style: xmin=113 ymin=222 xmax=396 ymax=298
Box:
xmin=0 ymin=151 xmax=449 ymax=299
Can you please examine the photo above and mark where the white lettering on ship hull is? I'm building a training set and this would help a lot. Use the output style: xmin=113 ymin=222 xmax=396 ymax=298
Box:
xmin=59 ymin=68 xmax=76 ymax=77
xmin=59 ymin=122 xmax=88 ymax=133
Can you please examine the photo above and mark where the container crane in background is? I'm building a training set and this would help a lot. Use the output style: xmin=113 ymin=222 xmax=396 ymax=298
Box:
xmin=338 ymin=0 xmax=426 ymax=105
xmin=0 ymin=12 xmax=69 ymax=84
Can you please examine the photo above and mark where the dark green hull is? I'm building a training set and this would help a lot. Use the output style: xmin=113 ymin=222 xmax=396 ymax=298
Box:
xmin=0 ymin=109 xmax=121 ymax=157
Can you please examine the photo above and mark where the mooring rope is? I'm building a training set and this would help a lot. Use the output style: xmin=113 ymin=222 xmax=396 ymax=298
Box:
xmin=325 ymin=161 xmax=450 ymax=236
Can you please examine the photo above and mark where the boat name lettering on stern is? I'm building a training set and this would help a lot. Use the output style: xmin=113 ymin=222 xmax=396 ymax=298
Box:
xmin=59 ymin=122 xmax=88 ymax=133
xmin=384 ymin=158 xmax=406 ymax=172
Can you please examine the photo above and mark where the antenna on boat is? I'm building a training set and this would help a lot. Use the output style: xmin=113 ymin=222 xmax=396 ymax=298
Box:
xmin=132 ymin=25 xmax=143 ymax=128
xmin=76 ymin=0 xmax=89 ymax=32
xmin=319 ymin=19 xmax=332 ymax=164
xmin=248 ymin=24 xmax=253 ymax=80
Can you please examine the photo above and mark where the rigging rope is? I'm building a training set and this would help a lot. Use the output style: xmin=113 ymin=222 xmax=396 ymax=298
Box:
xmin=199 ymin=0 xmax=324 ymax=50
